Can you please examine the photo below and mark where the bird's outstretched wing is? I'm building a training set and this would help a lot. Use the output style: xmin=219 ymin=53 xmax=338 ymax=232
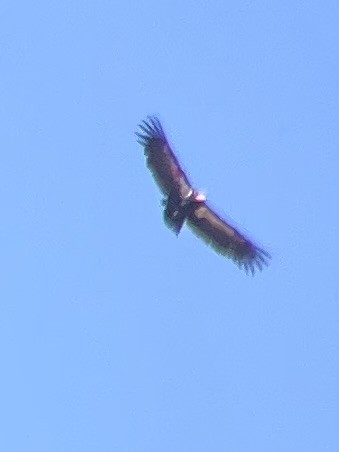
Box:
xmin=136 ymin=117 xmax=192 ymax=198
xmin=187 ymin=203 xmax=271 ymax=275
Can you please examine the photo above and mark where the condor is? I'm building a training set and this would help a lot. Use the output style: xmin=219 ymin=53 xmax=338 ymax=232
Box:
xmin=136 ymin=116 xmax=270 ymax=275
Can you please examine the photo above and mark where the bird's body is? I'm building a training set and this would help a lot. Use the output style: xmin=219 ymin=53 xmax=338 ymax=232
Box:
xmin=136 ymin=116 xmax=270 ymax=275
xmin=163 ymin=188 xmax=191 ymax=235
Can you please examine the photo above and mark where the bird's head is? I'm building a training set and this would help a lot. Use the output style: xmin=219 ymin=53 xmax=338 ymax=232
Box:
xmin=193 ymin=191 xmax=206 ymax=202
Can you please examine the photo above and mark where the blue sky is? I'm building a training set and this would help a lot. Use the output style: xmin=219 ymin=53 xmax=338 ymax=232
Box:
xmin=1 ymin=1 xmax=338 ymax=450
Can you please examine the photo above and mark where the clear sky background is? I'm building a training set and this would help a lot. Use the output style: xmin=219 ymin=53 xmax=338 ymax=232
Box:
xmin=1 ymin=1 xmax=338 ymax=451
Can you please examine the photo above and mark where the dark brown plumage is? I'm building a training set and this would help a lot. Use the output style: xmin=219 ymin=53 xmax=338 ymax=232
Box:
xmin=136 ymin=116 xmax=270 ymax=275
xmin=137 ymin=117 xmax=192 ymax=199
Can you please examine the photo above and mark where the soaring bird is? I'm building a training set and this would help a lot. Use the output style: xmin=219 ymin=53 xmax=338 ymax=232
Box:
xmin=136 ymin=116 xmax=270 ymax=275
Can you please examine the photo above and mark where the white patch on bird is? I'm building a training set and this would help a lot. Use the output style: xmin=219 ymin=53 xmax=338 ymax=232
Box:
xmin=195 ymin=192 xmax=206 ymax=202
xmin=183 ymin=188 xmax=194 ymax=199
